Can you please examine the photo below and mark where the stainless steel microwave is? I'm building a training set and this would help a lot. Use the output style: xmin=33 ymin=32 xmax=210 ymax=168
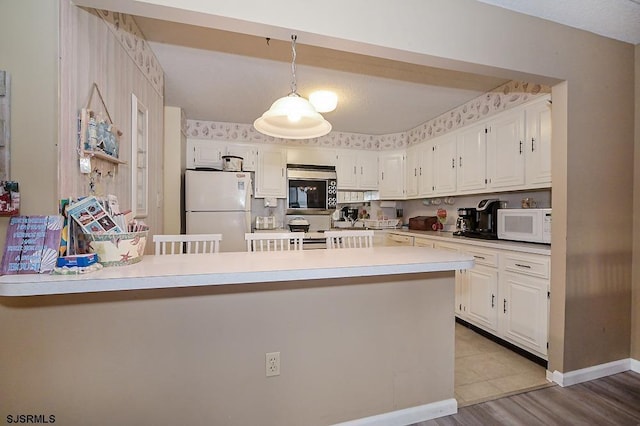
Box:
xmin=497 ymin=208 xmax=551 ymax=244
xmin=286 ymin=164 xmax=337 ymax=215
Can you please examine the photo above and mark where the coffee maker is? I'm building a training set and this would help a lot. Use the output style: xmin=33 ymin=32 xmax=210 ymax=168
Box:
xmin=467 ymin=199 xmax=501 ymax=239
xmin=454 ymin=207 xmax=476 ymax=236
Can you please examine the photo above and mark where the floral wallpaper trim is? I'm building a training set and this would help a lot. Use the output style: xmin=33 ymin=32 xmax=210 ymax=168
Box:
xmin=186 ymin=80 xmax=550 ymax=150
xmin=96 ymin=9 xmax=164 ymax=97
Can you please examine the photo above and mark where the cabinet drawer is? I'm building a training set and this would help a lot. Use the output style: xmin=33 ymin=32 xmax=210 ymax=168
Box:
xmin=413 ymin=237 xmax=433 ymax=248
xmin=433 ymin=241 xmax=461 ymax=252
xmin=465 ymin=247 xmax=498 ymax=268
xmin=386 ymin=233 xmax=413 ymax=246
xmin=502 ymin=253 xmax=550 ymax=279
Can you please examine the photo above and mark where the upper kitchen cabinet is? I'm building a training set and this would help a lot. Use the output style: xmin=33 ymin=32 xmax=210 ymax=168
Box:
xmin=255 ymin=146 xmax=287 ymax=198
xmin=486 ymin=108 xmax=526 ymax=190
xmin=187 ymin=139 xmax=225 ymax=170
xmin=187 ymin=139 xmax=257 ymax=171
xmin=405 ymin=142 xmax=434 ymax=199
xmin=524 ymin=95 xmax=552 ymax=187
xmin=378 ymin=150 xmax=405 ymax=199
xmin=226 ymin=143 xmax=257 ymax=171
xmin=287 ymin=146 xmax=336 ymax=167
xmin=336 ymin=149 xmax=378 ymax=190
xmin=456 ymin=122 xmax=488 ymax=193
xmin=432 ymin=133 xmax=457 ymax=195
xmin=405 ymin=144 xmax=420 ymax=198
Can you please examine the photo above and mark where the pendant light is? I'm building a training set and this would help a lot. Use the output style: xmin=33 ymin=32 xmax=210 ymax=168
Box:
xmin=254 ymin=35 xmax=332 ymax=140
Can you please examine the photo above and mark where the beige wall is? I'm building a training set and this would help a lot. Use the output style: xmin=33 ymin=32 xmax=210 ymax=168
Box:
xmin=78 ymin=0 xmax=638 ymax=372
xmin=632 ymin=44 xmax=640 ymax=360
xmin=0 ymin=0 xmax=59 ymax=245
xmin=163 ymin=106 xmax=186 ymax=234
xmin=0 ymin=273 xmax=455 ymax=425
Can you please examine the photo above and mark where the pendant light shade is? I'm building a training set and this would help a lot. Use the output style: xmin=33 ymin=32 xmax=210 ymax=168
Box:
xmin=253 ymin=35 xmax=332 ymax=140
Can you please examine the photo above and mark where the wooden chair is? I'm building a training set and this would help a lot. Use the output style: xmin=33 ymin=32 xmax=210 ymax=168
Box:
xmin=153 ymin=234 xmax=222 ymax=255
xmin=245 ymin=232 xmax=304 ymax=252
xmin=325 ymin=230 xmax=374 ymax=249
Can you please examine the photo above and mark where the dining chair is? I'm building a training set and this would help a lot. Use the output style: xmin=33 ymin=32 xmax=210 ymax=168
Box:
xmin=325 ymin=230 xmax=374 ymax=249
xmin=245 ymin=232 xmax=304 ymax=252
xmin=153 ymin=234 xmax=222 ymax=255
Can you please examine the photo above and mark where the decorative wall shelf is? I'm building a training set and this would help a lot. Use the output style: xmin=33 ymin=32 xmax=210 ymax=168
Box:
xmin=78 ymin=83 xmax=125 ymax=166
xmin=82 ymin=149 xmax=126 ymax=164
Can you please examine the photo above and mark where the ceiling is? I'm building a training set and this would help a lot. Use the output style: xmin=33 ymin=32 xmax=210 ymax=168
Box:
xmin=134 ymin=0 xmax=639 ymax=136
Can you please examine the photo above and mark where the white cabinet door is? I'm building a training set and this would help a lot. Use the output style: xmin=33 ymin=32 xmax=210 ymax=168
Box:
xmin=418 ymin=142 xmax=435 ymax=197
xmin=465 ymin=265 xmax=499 ymax=332
xmin=456 ymin=123 xmax=487 ymax=193
xmin=255 ymin=147 xmax=286 ymax=198
xmin=337 ymin=149 xmax=378 ymax=190
xmin=379 ymin=151 xmax=405 ymax=199
xmin=226 ymin=143 xmax=257 ymax=171
xmin=525 ymin=96 xmax=552 ymax=186
xmin=486 ymin=109 xmax=526 ymax=189
xmin=336 ymin=150 xmax=359 ymax=189
xmin=434 ymin=242 xmax=466 ymax=316
xmin=432 ymin=134 xmax=457 ymax=195
xmin=188 ymin=139 xmax=225 ymax=170
xmin=358 ymin=150 xmax=379 ymax=190
xmin=499 ymin=271 xmax=548 ymax=356
xmin=405 ymin=145 xmax=419 ymax=198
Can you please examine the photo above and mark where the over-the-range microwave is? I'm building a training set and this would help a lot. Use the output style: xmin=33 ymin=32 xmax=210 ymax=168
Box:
xmin=497 ymin=208 xmax=551 ymax=244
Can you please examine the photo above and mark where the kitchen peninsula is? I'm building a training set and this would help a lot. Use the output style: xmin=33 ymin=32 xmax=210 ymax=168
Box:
xmin=0 ymin=246 xmax=472 ymax=426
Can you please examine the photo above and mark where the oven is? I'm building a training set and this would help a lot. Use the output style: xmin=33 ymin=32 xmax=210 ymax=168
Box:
xmin=285 ymin=214 xmax=331 ymax=250
xmin=286 ymin=164 xmax=337 ymax=215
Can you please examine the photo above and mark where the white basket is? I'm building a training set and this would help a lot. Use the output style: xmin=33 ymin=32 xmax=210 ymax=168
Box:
xmin=362 ymin=219 xmax=401 ymax=229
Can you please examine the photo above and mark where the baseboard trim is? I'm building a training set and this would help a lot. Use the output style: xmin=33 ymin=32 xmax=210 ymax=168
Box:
xmin=332 ymin=398 xmax=458 ymax=426
xmin=631 ymin=358 xmax=640 ymax=373
xmin=551 ymin=359 xmax=631 ymax=387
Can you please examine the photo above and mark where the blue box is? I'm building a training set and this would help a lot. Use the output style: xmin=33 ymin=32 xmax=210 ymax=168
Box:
xmin=56 ymin=253 xmax=98 ymax=267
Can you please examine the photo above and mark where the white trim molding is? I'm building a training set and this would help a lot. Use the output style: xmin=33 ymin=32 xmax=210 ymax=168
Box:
xmin=631 ymin=359 xmax=640 ymax=373
xmin=551 ymin=359 xmax=631 ymax=387
xmin=332 ymin=398 xmax=457 ymax=426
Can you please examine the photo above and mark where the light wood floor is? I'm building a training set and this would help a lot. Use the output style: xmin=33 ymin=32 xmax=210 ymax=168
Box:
xmin=417 ymin=371 xmax=640 ymax=425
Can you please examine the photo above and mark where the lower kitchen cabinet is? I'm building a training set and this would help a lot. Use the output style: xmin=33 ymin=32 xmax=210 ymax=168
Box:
xmin=428 ymin=236 xmax=549 ymax=359
xmin=464 ymin=264 xmax=499 ymax=333
xmin=499 ymin=271 xmax=549 ymax=357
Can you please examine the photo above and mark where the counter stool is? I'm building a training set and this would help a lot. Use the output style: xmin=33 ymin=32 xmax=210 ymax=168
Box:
xmin=325 ymin=230 xmax=374 ymax=249
xmin=245 ymin=232 xmax=304 ymax=252
xmin=153 ymin=234 xmax=222 ymax=255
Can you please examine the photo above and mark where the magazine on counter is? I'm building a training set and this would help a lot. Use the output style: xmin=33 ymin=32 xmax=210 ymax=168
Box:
xmin=67 ymin=196 xmax=123 ymax=235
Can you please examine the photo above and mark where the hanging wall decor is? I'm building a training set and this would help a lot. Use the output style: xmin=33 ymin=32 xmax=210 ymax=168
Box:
xmin=78 ymin=83 xmax=125 ymax=165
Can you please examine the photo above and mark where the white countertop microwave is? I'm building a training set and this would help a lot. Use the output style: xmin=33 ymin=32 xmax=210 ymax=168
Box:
xmin=497 ymin=208 xmax=551 ymax=244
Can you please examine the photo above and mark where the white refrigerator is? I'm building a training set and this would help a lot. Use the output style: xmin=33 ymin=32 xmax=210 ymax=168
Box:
xmin=185 ymin=170 xmax=252 ymax=252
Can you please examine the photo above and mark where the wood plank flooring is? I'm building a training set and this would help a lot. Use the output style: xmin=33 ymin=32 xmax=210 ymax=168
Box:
xmin=417 ymin=371 xmax=640 ymax=426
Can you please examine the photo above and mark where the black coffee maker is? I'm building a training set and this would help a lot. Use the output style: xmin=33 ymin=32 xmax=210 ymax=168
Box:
xmin=454 ymin=207 xmax=476 ymax=236
xmin=466 ymin=199 xmax=501 ymax=239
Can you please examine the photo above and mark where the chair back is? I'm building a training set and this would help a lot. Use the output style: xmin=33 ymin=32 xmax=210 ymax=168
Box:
xmin=245 ymin=232 xmax=304 ymax=252
xmin=153 ymin=234 xmax=222 ymax=255
xmin=325 ymin=230 xmax=374 ymax=249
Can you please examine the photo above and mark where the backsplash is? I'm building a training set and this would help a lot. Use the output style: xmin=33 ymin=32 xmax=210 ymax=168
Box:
xmin=186 ymin=80 xmax=550 ymax=150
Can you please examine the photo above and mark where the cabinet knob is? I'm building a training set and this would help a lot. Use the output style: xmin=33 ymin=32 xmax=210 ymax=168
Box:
xmin=531 ymin=137 xmax=536 ymax=152
xmin=503 ymin=299 xmax=507 ymax=314
xmin=491 ymin=294 xmax=495 ymax=308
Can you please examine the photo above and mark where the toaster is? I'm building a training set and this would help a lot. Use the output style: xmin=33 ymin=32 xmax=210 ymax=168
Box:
xmin=408 ymin=216 xmax=438 ymax=231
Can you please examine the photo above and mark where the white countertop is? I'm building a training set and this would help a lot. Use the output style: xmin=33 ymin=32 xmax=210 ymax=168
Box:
xmin=386 ymin=229 xmax=552 ymax=255
xmin=0 ymin=246 xmax=473 ymax=297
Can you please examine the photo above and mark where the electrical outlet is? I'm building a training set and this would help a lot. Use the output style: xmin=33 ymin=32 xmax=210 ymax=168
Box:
xmin=265 ymin=352 xmax=280 ymax=377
